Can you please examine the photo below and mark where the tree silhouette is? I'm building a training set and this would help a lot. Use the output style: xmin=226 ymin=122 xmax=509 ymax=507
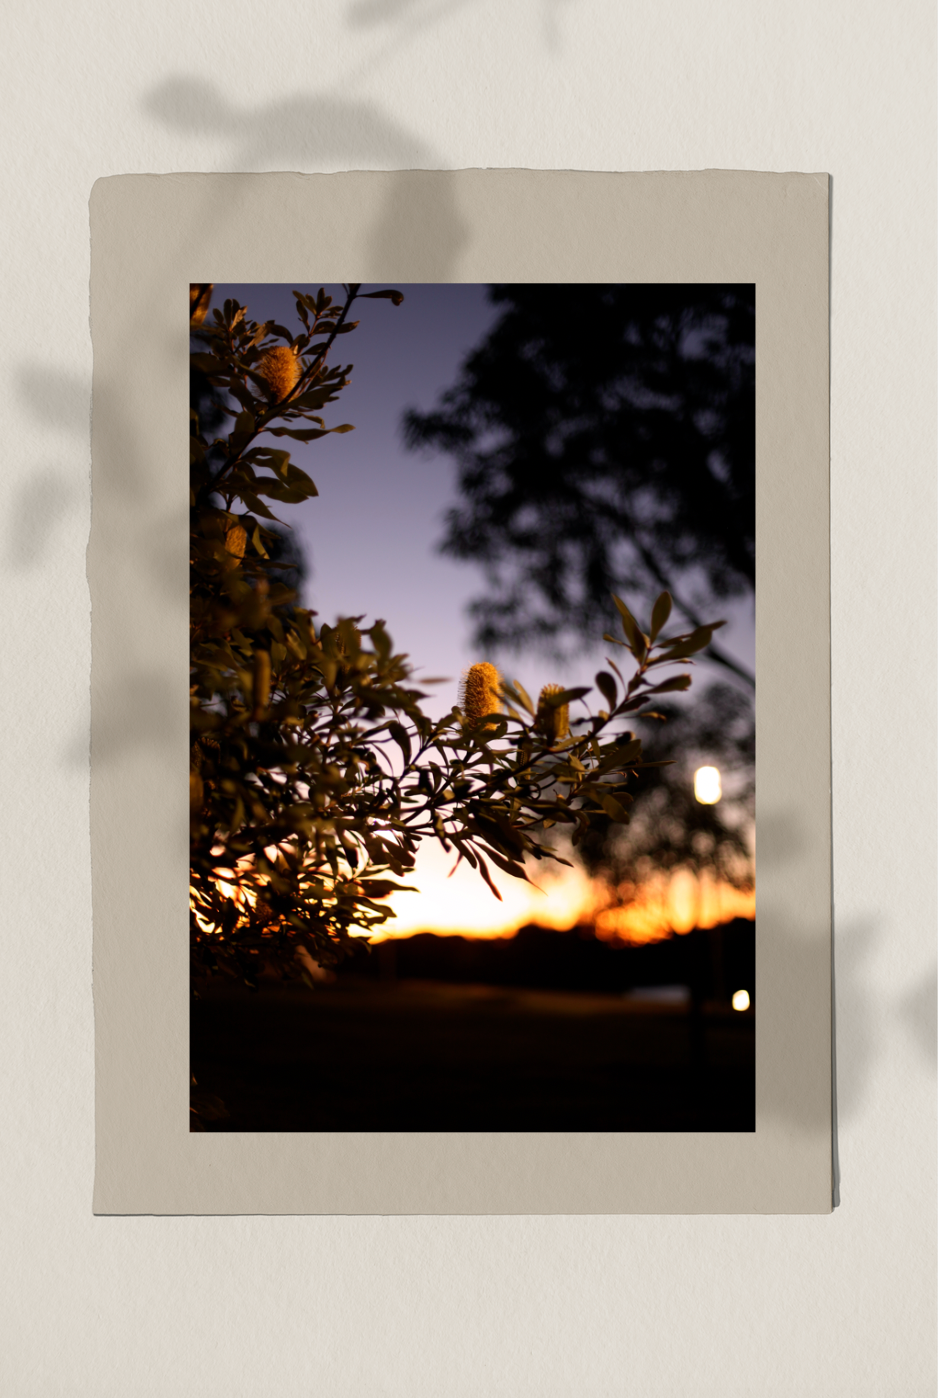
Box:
xmin=403 ymin=283 xmax=754 ymax=683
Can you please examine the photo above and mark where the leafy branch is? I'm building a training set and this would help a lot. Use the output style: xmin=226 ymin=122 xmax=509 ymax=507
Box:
xmin=189 ymin=286 xmax=719 ymax=991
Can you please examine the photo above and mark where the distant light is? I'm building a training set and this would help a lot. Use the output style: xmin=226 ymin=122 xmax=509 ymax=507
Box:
xmin=732 ymin=989 xmax=750 ymax=1012
xmin=694 ymin=765 xmax=722 ymax=804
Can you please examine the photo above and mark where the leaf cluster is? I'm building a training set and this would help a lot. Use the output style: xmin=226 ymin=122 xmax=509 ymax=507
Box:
xmin=190 ymin=286 xmax=718 ymax=991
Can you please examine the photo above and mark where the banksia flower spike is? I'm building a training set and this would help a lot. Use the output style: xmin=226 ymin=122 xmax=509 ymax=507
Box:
xmin=257 ymin=344 xmax=302 ymax=403
xmin=535 ymin=684 xmax=570 ymax=742
xmin=460 ymin=662 xmax=501 ymax=725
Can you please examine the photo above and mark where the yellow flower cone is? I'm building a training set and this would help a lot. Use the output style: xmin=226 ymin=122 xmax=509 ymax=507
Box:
xmin=535 ymin=683 xmax=570 ymax=741
xmin=257 ymin=345 xmax=302 ymax=402
xmin=461 ymin=662 xmax=501 ymax=724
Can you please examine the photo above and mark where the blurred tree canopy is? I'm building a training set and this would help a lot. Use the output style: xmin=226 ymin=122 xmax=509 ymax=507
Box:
xmin=402 ymin=284 xmax=755 ymax=896
xmin=403 ymin=283 xmax=754 ymax=683
xmin=189 ymin=283 xmax=720 ymax=1005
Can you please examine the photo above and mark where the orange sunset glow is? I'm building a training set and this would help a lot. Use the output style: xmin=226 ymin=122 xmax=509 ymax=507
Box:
xmin=368 ymin=842 xmax=754 ymax=946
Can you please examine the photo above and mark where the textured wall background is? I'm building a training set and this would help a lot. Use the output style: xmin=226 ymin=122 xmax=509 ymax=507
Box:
xmin=2 ymin=3 xmax=935 ymax=1393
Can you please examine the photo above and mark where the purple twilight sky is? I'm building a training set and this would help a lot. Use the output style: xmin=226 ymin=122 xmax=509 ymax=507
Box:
xmin=206 ymin=283 xmax=755 ymax=728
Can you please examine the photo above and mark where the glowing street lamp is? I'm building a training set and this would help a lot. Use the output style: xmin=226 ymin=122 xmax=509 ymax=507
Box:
xmin=694 ymin=765 xmax=722 ymax=804
xmin=732 ymin=989 xmax=751 ymax=1011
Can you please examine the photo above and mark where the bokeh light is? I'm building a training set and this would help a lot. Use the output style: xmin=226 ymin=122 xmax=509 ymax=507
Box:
xmin=732 ymin=988 xmax=751 ymax=1011
xmin=694 ymin=765 xmax=722 ymax=804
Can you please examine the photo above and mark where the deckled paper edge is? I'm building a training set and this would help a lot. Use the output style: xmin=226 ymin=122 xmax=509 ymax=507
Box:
xmin=90 ymin=169 xmax=831 ymax=1214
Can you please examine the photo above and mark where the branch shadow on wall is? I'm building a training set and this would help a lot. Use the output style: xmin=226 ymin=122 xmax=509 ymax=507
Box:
xmin=142 ymin=78 xmax=470 ymax=280
xmin=343 ymin=0 xmax=577 ymax=53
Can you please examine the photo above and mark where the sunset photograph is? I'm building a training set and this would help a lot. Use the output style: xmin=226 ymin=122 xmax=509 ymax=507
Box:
xmin=189 ymin=280 xmax=756 ymax=1132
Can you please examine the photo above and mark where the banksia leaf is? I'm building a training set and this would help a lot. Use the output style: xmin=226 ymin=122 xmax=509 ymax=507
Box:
xmin=460 ymin=662 xmax=501 ymax=724
xmin=252 ymin=650 xmax=271 ymax=719
xmin=257 ymin=345 xmax=302 ymax=402
xmin=224 ymin=522 xmax=247 ymax=563
xmin=649 ymin=590 xmax=672 ymax=641
xmin=189 ymin=283 xmax=213 ymax=327
xmin=535 ymin=684 xmax=570 ymax=742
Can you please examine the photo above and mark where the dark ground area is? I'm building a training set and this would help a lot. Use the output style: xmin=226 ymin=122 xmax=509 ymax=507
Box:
xmin=347 ymin=918 xmax=755 ymax=999
xmin=191 ymin=921 xmax=755 ymax=1132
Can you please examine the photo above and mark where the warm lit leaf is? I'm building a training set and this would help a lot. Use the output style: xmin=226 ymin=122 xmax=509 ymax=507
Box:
xmin=646 ymin=674 xmax=692 ymax=693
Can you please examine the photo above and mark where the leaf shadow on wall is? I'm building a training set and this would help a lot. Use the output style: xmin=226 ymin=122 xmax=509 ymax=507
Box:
xmin=141 ymin=78 xmax=470 ymax=281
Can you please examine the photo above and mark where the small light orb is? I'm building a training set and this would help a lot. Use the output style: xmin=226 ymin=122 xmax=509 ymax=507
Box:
xmin=732 ymin=989 xmax=751 ymax=1012
xmin=694 ymin=765 xmax=722 ymax=804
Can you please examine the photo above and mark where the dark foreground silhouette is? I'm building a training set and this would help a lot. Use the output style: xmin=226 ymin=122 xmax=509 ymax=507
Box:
xmin=191 ymin=921 xmax=755 ymax=1132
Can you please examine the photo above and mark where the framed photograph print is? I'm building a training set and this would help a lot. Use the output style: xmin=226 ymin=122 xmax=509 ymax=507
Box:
xmin=90 ymin=169 xmax=831 ymax=1213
